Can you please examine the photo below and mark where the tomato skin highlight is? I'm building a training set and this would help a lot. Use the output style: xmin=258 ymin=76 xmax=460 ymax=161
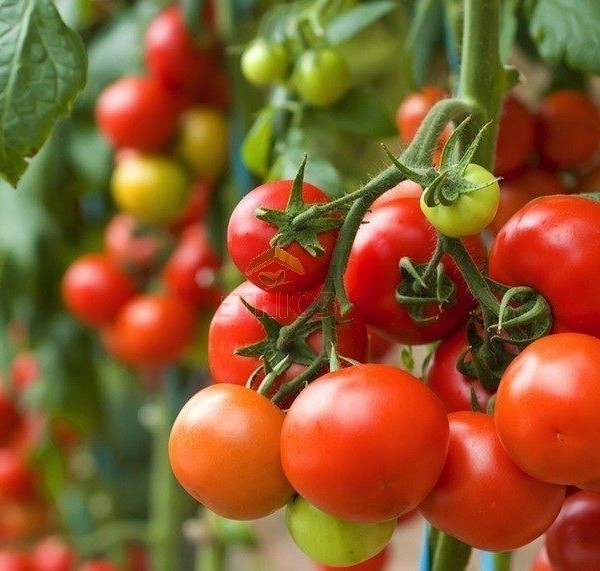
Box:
xmin=490 ymin=195 xmax=600 ymax=337
xmin=495 ymin=333 xmax=600 ymax=486
xmin=345 ymin=196 xmax=486 ymax=345
xmin=227 ymin=180 xmax=338 ymax=294
xmin=420 ymin=411 xmax=565 ymax=552
xmin=281 ymin=364 xmax=449 ymax=523
xmin=169 ymin=384 xmax=295 ymax=519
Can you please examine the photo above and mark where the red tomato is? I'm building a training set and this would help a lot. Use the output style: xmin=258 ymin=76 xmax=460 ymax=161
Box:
xmin=396 ymin=86 xmax=449 ymax=145
xmin=425 ymin=326 xmax=494 ymax=412
xmin=96 ymin=76 xmax=178 ymax=151
xmin=489 ymin=195 xmax=600 ymax=337
xmin=537 ymin=90 xmax=600 ymax=169
xmin=169 ymin=181 xmax=214 ymax=232
xmin=10 ymin=352 xmax=40 ymax=393
xmin=162 ymin=225 xmax=221 ymax=309
xmin=495 ymin=333 xmax=600 ymax=485
xmin=80 ymin=561 xmax=119 ymax=571
xmin=31 ymin=536 xmax=76 ymax=571
xmin=546 ymin=491 xmax=600 ymax=571
xmin=316 ymin=546 xmax=390 ymax=571
xmin=169 ymin=384 xmax=295 ymax=519
xmin=345 ymin=196 xmax=486 ymax=345
xmin=494 ymin=95 xmax=536 ymax=177
xmin=0 ymin=384 xmax=22 ymax=446
xmin=532 ymin=545 xmax=553 ymax=571
xmin=370 ymin=180 xmax=422 ymax=210
xmin=488 ymin=169 xmax=568 ymax=235
xmin=62 ymin=254 xmax=138 ymax=326
xmin=0 ymin=550 xmax=32 ymax=571
xmin=102 ymin=294 xmax=195 ymax=367
xmin=227 ymin=180 xmax=338 ymax=294
xmin=0 ymin=450 xmax=36 ymax=502
xmin=578 ymin=164 xmax=600 ymax=194
xmin=420 ymin=411 xmax=565 ymax=551
xmin=208 ymin=281 xmax=367 ymax=395
xmin=281 ymin=364 xmax=449 ymax=523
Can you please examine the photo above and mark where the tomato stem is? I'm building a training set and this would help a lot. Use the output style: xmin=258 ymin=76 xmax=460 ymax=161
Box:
xmin=431 ymin=531 xmax=471 ymax=571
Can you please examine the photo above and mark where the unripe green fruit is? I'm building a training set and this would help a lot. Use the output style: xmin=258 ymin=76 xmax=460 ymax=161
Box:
xmin=241 ymin=40 xmax=290 ymax=85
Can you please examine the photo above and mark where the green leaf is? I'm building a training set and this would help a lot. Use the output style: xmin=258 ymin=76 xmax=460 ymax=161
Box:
xmin=242 ymin=107 xmax=275 ymax=177
xmin=0 ymin=0 xmax=87 ymax=186
xmin=311 ymin=87 xmax=396 ymax=139
xmin=528 ymin=0 xmax=600 ymax=73
xmin=325 ymin=0 xmax=398 ymax=45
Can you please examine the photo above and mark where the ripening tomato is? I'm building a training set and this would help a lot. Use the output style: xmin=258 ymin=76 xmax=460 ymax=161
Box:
xmin=162 ymin=224 xmax=221 ymax=309
xmin=396 ymin=86 xmax=448 ymax=145
xmin=495 ymin=333 xmax=600 ymax=485
xmin=227 ymin=180 xmax=338 ymax=294
xmin=208 ymin=282 xmax=367 ymax=395
xmin=490 ymin=195 xmax=600 ymax=337
xmin=537 ymin=90 xmax=600 ymax=169
xmin=577 ymin=164 xmax=600 ymax=194
xmin=169 ymin=181 xmax=214 ymax=232
xmin=345 ymin=195 xmax=486 ymax=345
xmin=241 ymin=40 xmax=290 ymax=85
xmin=281 ymin=364 xmax=449 ymax=523
xmin=169 ymin=384 xmax=295 ymax=519
xmin=0 ymin=450 xmax=36 ymax=502
xmin=111 ymin=155 xmax=190 ymax=226
xmin=102 ymin=294 xmax=195 ymax=367
xmin=371 ymin=180 xmax=422 ymax=210
xmin=0 ymin=550 xmax=32 ymax=571
xmin=420 ymin=411 xmax=565 ymax=551
xmin=286 ymin=497 xmax=394 ymax=567
xmin=532 ymin=545 xmax=552 ymax=571
xmin=488 ymin=169 xmax=568 ymax=235
xmin=10 ymin=352 xmax=40 ymax=393
xmin=315 ymin=547 xmax=390 ymax=571
xmin=96 ymin=76 xmax=178 ymax=151
xmin=62 ymin=254 xmax=137 ymax=326
xmin=80 ymin=561 xmax=119 ymax=571
xmin=425 ymin=327 xmax=494 ymax=412
xmin=545 ymin=491 xmax=600 ymax=571
xmin=494 ymin=95 xmax=536 ymax=176
xmin=31 ymin=536 xmax=76 ymax=571
xmin=176 ymin=108 xmax=228 ymax=181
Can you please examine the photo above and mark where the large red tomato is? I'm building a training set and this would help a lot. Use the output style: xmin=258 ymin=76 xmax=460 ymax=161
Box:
xmin=227 ymin=180 xmax=338 ymax=294
xmin=490 ymin=195 xmax=600 ymax=337
xmin=169 ymin=384 xmax=295 ymax=519
xmin=495 ymin=333 xmax=600 ymax=486
xmin=345 ymin=196 xmax=486 ymax=345
xmin=281 ymin=364 xmax=449 ymax=523
xmin=420 ymin=411 xmax=565 ymax=551
xmin=425 ymin=327 xmax=494 ymax=412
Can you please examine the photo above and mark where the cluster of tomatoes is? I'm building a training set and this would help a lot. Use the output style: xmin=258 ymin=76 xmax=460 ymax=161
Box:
xmin=63 ymin=5 xmax=229 ymax=371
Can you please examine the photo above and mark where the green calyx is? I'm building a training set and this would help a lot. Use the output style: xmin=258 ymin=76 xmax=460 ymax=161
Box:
xmin=255 ymin=156 xmax=342 ymax=257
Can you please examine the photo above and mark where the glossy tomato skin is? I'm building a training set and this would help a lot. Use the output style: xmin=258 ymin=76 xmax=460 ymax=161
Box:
xmin=162 ymin=225 xmax=221 ymax=309
xmin=31 ymin=536 xmax=76 ymax=571
xmin=316 ymin=547 xmax=389 ymax=571
xmin=345 ymin=196 xmax=486 ymax=345
xmin=103 ymin=294 xmax=195 ymax=367
xmin=96 ymin=76 xmax=178 ymax=151
xmin=208 ymin=281 xmax=367 ymax=391
xmin=488 ymin=169 xmax=568 ymax=235
xmin=495 ymin=333 xmax=600 ymax=485
xmin=286 ymin=497 xmax=394 ymax=567
xmin=227 ymin=181 xmax=338 ymax=294
xmin=426 ymin=327 xmax=494 ymax=412
xmin=0 ymin=550 xmax=32 ymax=571
xmin=396 ymin=86 xmax=448 ymax=145
xmin=62 ymin=254 xmax=137 ymax=326
xmin=490 ymin=195 xmax=600 ymax=337
xmin=420 ymin=411 xmax=565 ymax=551
xmin=537 ymin=90 xmax=600 ymax=169
xmin=545 ymin=491 xmax=600 ymax=571
xmin=0 ymin=450 xmax=36 ymax=502
xmin=494 ymin=95 xmax=536 ymax=177
xmin=169 ymin=384 xmax=295 ymax=519
xmin=531 ymin=545 xmax=552 ymax=571
xmin=281 ymin=364 xmax=449 ymax=523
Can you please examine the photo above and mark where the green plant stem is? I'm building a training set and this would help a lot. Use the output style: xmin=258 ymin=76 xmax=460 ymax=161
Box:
xmin=431 ymin=532 xmax=471 ymax=571
xmin=197 ymin=541 xmax=226 ymax=571
xmin=493 ymin=551 xmax=512 ymax=571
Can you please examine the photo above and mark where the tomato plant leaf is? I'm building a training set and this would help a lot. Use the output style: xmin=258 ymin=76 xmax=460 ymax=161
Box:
xmin=242 ymin=107 xmax=275 ymax=177
xmin=528 ymin=0 xmax=600 ymax=73
xmin=325 ymin=0 xmax=397 ymax=45
xmin=0 ymin=0 xmax=87 ymax=187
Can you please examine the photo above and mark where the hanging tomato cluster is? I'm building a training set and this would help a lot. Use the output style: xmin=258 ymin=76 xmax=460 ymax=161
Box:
xmin=63 ymin=5 xmax=229 ymax=371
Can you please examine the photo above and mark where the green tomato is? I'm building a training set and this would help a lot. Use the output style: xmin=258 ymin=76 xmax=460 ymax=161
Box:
xmin=111 ymin=155 xmax=190 ymax=225
xmin=420 ymin=163 xmax=500 ymax=238
xmin=241 ymin=40 xmax=290 ymax=85
xmin=285 ymin=497 xmax=394 ymax=567
xmin=292 ymin=49 xmax=351 ymax=108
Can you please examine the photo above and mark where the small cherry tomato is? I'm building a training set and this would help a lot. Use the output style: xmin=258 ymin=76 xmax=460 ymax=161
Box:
xmin=281 ymin=364 xmax=449 ymax=523
xmin=169 ymin=384 xmax=295 ymax=519
xmin=286 ymin=496 xmax=394 ymax=567
xmin=0 ymin=449 xmax=36 ymax=502
xmin=0 ymin=550 xmax=32 ymax=571
xmin=293 ymin=49 xmax=351 ymax=107
xmin=111 ymin=154 xmax=190 ymax=226
xmin=420 ymin=411 xmax=565 ymax=551
xmin=241 ymin=40 xmax=290 ymax=85
xmin=537 ymin=90 xmax=600 ymax=169
xmin=496 ymin=333 xmax=600 ymax=486
xmin=62 ymin=253 xmax=138 ymax=326
xmin=31 ymin=536 xmax=76 ymax=571
xmin=96 ymin=76 xmax=178 ymax=151
xmin=396 ymin=86 xmax=449 ymax=146
xmin=420 ymin=164 xmax=500 ymax=237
